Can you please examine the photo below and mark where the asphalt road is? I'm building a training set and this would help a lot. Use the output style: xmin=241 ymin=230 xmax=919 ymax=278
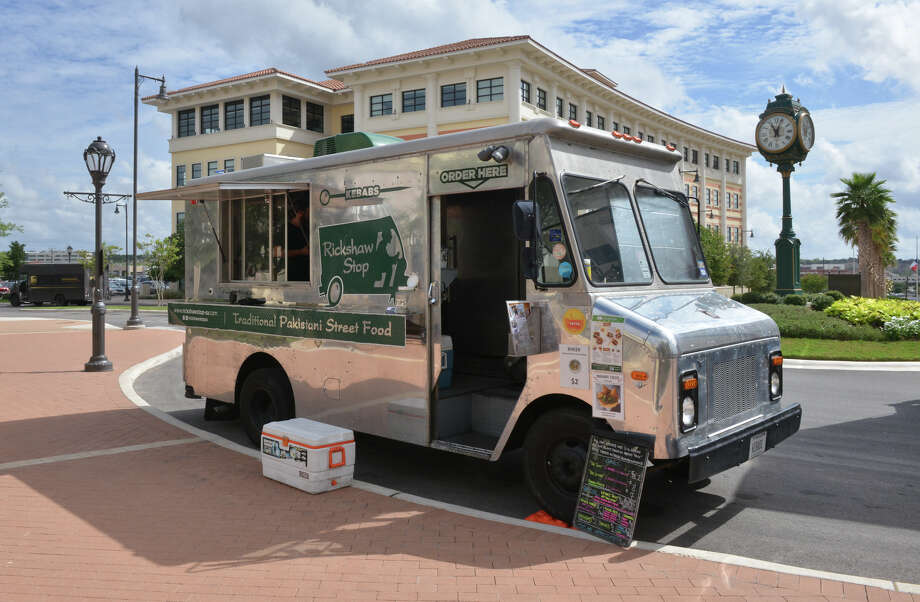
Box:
xmin=4 ymin=303 xmax=916 ymax=583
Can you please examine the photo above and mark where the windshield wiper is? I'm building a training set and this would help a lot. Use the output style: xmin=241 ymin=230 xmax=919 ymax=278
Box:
xmin=635 ymin=178 xmax=685 ymax=206
xmin=568 ymin=174 xmax=625 ymax=196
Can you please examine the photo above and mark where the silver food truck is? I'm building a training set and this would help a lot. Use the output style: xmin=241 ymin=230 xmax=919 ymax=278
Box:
xmin=140 ymin=119 xmax=801 ymax=520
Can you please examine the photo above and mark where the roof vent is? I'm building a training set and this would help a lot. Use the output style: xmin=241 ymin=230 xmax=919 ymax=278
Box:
xmin=313 ymin=131 xmax=403 ymax=157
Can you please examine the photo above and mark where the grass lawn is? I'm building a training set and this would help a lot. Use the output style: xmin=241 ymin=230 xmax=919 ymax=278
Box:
xmin=782 ymin=338 xmax=920 ymax=361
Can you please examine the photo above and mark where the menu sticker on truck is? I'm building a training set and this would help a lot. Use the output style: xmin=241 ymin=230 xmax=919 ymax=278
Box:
xmin=559 ymin=344 xmax=589 ymax=390
xmin=591 ymin=314 xmax=626 ymax=420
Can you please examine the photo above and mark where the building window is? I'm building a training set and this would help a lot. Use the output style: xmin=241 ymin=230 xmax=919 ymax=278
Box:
xmin=306 ymin=102 xmax=324 ymax=132
xmin=370 ymin=93 xmax=393 ymax=116
xmin=282 ymin=95 xmax=301 ymax=127
xmin=178 ymin=109 xmax=195 ymax=137
xmin=612 ymin=121 xmax=619 ymax=131
xmin=520 ymin=80 xmax=531 ymax=103
xmin=661 ymin=139 xmax=666 ymax=146
xmin=685 ymin=183 xmax=690 ymax=196
xmin=224 ymin=159 xmax=234 ymax=173
xmin=597 ymin=115 xmax=605 ymax=130
xmin=647 ymin=134 xmax=655 ymax=143
xmin=441 ymin=83 xmax=466 ymax=107
xmin=568 ymin=103 xmax=577 ymax=120
xmin=402 ymin=88 xmax=425 ymax=113
xmin=191 ymin=163 xmax=201 ymax=180
xmin=585 ymin=111 xmax=592 ymax=127
xmin=733 ymin=160 xmax=739 ymax=174
xmin=225 ymin=100 xmax=244 ymax=130
xmin=201 ymin=104 xmax=219 ymax=134
xmin=638 ymin=131 xmax=644 ymax=140
xmin=713 ymin=155 xmax=720 ymax=170
xmin=692 ymin=185 xmax=698 ymax=198
xmin=537 ymin=88 xmax=546 ymax=110
xmin=556 ymin=97 xmax=564 ymax=117
xmin=176 ymin=165 xmax=185 ymax=187
xmin=726 ymin=157 xmax=731 ymax=172
xmin=341 ymin=114 xmax=354 ymax=133
xmin=477 ymin=77 xmax=503 ymax=102
xmin=176 ymin=212 xmax=185 ymax=227
xmin=623 ymin=126 xmax=631 ymax=135
xmin=683 ymin=146 xmax=689 ymax=161
xmin=250 ymin=95 xmax=270 ymax=126
xmin=705 ymin=153 xmax=710 ymax=168
xmin=207 ymin=161 xmax=218 ymax=176
xmin=706 ymin=188 xmax=711 ymax=205
xmin=713 ymin=189 xmax=719 ymax=206
xmin=736 ymin=193 xmax=741 ymax=208
xmin=691 ymin=149 xmax=698 ymax=164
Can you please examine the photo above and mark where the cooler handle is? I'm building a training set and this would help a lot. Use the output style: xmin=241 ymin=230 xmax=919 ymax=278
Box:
xmin=328 ymin=445 xmax=346 ymax=468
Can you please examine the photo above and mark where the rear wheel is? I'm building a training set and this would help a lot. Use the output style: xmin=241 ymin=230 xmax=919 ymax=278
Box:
xmin=239 ymin=367 xmax=294 ymax=445
xmin=10 ymin=293 xmax=20 ymax=307
xmin=54 ymin=294 xmax=67 ymax=306
xmin=523 ymin=407 xmax=592 ymax=522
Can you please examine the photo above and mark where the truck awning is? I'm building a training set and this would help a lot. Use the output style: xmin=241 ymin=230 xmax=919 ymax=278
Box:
xmin=135 ymin=181 xmax=307 ymax=201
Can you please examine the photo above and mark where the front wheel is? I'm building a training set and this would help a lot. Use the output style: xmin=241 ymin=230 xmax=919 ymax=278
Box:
xmin=523 ymin=407 xmax=592 ymax=522
xmin=9 ymin=293 xmax=21 ymax=307
xmin=239 ymin=367 xmax=294 ymax=445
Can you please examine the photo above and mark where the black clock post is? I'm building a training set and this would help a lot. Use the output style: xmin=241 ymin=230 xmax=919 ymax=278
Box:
xmin=754 ymin=88 xmax=815 ymax=295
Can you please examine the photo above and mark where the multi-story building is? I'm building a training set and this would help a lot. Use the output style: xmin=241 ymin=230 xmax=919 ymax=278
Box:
xmin=146 ymin=36 xmax=754 ymax=244
xmin=25 ymin=249 xmax=81 ymax=264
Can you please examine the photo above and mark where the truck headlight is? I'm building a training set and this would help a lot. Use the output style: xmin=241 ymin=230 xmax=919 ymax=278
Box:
xmin=769 ymin=352 xmax=783 ymax=401
xmin=679 ymin=371 xmax=698 ymax=432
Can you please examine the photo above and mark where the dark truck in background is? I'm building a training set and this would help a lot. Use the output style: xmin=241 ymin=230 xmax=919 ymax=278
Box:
xmin=9 ymin=264 xmax=91 ymax=306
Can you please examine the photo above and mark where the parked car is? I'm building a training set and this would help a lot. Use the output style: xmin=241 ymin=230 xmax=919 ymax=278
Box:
xmin=109 ymin=278 xmax=127 ymax=295
xmin=0 ymin=282 xmax=11 ymax=297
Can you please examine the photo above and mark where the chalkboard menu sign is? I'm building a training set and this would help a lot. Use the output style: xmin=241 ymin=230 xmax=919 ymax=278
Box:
xmin=573 ymin=430 xmax=650 ymax=547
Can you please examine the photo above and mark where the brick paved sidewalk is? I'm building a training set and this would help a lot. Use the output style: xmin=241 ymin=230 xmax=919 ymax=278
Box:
xmin=0 ymin=319 xmax=916 ymax=601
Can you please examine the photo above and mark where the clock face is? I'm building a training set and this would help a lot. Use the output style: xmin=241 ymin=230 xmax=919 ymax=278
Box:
xmin=798 ymin=112 xmax=815 ymax=151
xmin=756 ymin=113 xmax=797 ymax=153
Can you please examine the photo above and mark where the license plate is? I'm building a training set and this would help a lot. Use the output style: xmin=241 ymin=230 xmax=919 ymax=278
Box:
xmin=749 ymin=431 xmax=767 ymax=459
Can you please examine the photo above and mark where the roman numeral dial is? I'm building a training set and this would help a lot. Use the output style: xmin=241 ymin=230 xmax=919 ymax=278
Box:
xmin=756 ymin=113 xmax=797 ymax=153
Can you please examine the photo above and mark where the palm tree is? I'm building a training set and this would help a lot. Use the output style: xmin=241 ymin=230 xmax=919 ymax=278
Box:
xmin=831 ymin=173 xmax=897 ymax=298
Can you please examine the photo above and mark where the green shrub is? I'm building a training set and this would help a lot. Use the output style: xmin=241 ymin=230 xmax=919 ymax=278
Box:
xmin=810 ymin=294 xmax=834 ymax=311
xmin=825 ymin=290 xmax=845 ymax=301
xmin=825 ymin=297 xmax=920 ymax=327
xmin=739 ymin=291 xmax=764 ymax=304
xmin=882 ymin=317 xmax=920 ymax=340
xmin=784 ymin=294 xmax=807 ymax=305
xmin=761 ymin=292 xmax=781 ymax=304
xmin=731 ymin=294 xmax=743 ymax=302
xmin=749 ymin=304 xmax=886 ymax=341
xmin=801 ymin=273 xmax=828 ymax=293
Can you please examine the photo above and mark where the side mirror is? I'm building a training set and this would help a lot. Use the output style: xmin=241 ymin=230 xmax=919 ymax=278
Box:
xmin=512 ymin=200 xmax=536 ymax=242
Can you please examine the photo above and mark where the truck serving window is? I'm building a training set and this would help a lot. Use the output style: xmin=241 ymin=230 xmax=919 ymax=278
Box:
xmin=634 ymin=186 xmax=708 ymax=283
xmin=223 ymin=189 xmax=310 ymax=283
xmin=562 ymin=175 xmax=651 ymax=286
xmin=531 ymin=174 xmax=575 ymax=286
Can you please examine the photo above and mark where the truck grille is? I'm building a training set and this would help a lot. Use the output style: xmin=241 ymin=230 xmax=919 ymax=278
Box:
xmin=710 ymin=353 xmax=762 ymax=423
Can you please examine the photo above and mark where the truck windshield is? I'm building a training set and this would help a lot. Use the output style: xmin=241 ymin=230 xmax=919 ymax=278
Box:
xmin=562 ymin=174 xmax=652 ymax=286
xmin=634 ymin=186 xmax=708 ymax=283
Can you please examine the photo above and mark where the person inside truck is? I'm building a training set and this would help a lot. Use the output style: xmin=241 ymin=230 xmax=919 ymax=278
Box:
xmin=286 ymin=192 xmax=309 ymax=281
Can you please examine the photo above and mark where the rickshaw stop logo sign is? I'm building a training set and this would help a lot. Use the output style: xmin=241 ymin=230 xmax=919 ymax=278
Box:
xmin=439 ymin=164 xmax=509 ymax=190
xmin=318 ymin=216 xmax=409 ymax=307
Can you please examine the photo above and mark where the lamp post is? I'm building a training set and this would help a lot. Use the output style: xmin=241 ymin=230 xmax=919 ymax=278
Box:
xmin=115 ymin=203 xmax=129 ymax=301
xmin=67 ymin=245 xmax=73 ymax=263
xmin=128 ymin=66 xmax=168 ymax=329
xmin=83 ymin=137 xmax=115 ymax=372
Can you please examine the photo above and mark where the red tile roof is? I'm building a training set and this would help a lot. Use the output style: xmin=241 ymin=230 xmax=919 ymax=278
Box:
xmin=325 ymin=36 xmax=530 ymax=74
xmin=142 ymin=68 xmax=344 ymax=100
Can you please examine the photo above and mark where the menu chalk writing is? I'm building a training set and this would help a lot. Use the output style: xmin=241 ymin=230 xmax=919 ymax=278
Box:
xmin=573 ymin=432 xmax=649 ymax=547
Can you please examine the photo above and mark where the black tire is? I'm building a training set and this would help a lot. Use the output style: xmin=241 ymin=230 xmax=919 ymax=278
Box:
xmin=54 ymin=294 xmax=67 ymax=306
xmin=10 ymin=293 xmax=20 ymax=307
xmin=523 ymin=407 xmax=592 ymax=521
xmin=239 ymin=367 xmax=294 ymax=445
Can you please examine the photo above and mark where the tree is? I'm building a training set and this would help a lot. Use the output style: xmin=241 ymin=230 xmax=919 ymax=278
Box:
xmin=77 ymin=243 xmax=122 ymax=275
xmin=699 ymin=227 xmax=731 ymax=285
xmin=745 ymin=250 xmax=776 ymax=293
xmin=0 ymin=192 xmax=22 ymax=239
xmin=831 ymin=173 xmax=897 ymax=298
xmin=162 ymin=225 xmax=185 ymax=285
xmin=800 ymin=273 xmax=828 ymax=293
xmin=2 ymin=241 xmax=26 ymax=280
xmin=726 ymin=243 xmax=753 ymax=294
xmin=142 ymin=233 xmax=180 ymax=305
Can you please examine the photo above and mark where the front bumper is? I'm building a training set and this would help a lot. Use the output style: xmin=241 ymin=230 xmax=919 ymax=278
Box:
xmin=687 ymin=403 xmax=802 ymax=483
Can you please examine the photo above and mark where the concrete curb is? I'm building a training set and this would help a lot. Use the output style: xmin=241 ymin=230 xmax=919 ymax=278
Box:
xmin=785 ymin=358 xmax=920 ymax=371
xmin=121 ymin=346 xmax=920 ymax=593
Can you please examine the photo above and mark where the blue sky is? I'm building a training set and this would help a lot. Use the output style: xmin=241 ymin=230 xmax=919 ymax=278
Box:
xmin=1 ymin=0 xmax=918 ymax=261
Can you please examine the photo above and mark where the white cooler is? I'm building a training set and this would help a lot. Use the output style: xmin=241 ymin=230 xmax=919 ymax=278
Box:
xmin=261 ymin=418 xmax=355 ymax=494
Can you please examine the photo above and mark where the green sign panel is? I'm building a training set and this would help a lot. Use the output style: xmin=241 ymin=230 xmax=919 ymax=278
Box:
xmin=318 ymin=216 xmax=409 ymax=307
xmin=168 ymin=303 xmax=406 ymax=346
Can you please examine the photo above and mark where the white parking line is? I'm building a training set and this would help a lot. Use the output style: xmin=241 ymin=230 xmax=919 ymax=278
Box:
xmin=0 ymin=438 xmax=202 ymax=471
xmin=121 ymin=347 xmax=919 ymax=593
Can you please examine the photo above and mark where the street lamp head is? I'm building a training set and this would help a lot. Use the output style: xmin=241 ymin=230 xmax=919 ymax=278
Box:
xmin=84 ymin=136 xmax=115 ymax=182
xmin=67 ymin=245 xmax=73 ymax=253
xmin=157 ymin=80 xmax=168 ymax=101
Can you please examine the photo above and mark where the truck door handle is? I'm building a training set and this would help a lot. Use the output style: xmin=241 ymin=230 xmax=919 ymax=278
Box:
xmin=428 ymin=281 xmax=439 ymax=305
